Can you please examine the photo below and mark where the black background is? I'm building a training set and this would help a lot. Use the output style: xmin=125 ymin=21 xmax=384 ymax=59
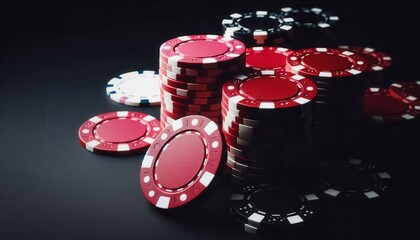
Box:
xmin=1 ymin=0 xmax=420 ymax=239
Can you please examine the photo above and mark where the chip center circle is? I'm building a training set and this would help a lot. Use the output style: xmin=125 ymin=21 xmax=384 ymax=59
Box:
xmin=251 ymin=188 xmax=301 ymax=214
xmin=177 ymin=40 xmax=229 ymax=58
xmin=328 ymin=165 xmax=375 ymax=191
xmin=119 ymin=75 xmax=158 ymax=97
xmin=302 ymin=52 xmax=352 ymax=71
xmin=238 ymin=17 xmax=280 ymax=30
xmin=240 ymin=76 xmax=299 ymax=101
xmin=247 ymin=51 xmax=287 ymax=69
xmin=155 ymin=133 xmax=205 ymax=189
xmin=96 ymin=119 xmax=147 ymax=143
xmin=288 ymin=12 xmax=324 ymax=25
xmin=364 ymin=94 xmax=408 ymax=114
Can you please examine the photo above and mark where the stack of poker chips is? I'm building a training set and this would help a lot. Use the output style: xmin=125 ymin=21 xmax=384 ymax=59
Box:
xmin=222 ymin=8 xmax=340 ymax=48
xmin=285 ymin=48 xmax=368 ymax=157
xmin=222 ymin=11 xmax=295 ymax=47
xmin=158 ymin=34 xmax=246 ymax=127
xmin=221 ymin=70 xmax=318 ymax=183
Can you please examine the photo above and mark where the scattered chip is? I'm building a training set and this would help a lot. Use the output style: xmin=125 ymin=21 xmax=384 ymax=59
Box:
xmin=106 ymin=70 xmax=160 ymax=106
xmin=78 ymin=111 xmax=161 ymax=155
xmin=363 ymin=87 xmax=420 ymax=122
xmin=389 ymin=81 xmax=420 ymax=105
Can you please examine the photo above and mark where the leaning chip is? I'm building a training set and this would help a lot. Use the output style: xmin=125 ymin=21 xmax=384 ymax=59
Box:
xmin=140 ymin=115 xmax=223 ymax=209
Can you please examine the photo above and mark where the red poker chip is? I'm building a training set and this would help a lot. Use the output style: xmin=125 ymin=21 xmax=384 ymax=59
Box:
xmin=159 ymin=80 xmax=222 ymax=98
xmin=221 ymin=100 xmax=311 ymax=121
xmin=162 ymin=98 xmax=221 ymax=112
xmin=389 ymin=81 xmax=420 ymax=105
xmin=159 ymin=68 xmax=226 ymax=84
xmin=161 ymin=102 xmax=222 ymax=118
xmin=159 ymin=59 xmax=245 ymax=77
xmin=222 ymin=70 xmax=317 ymax=114
xmin=159 ymin=35 xmax=246 ymax=69
xmin=338 ymin=46 xmax=392 ymax=72
xmin=160 ymin=88 xmax=222 ymax=105
xmin=160 ymin=109 xmax=176 ymax=124
xmin=221 ymin=107 xmax=294 ymax=128
xmin=140 ymin=115 xmax=223 ymax=209
xmin=162 ymin=106 xmax=221 ymax=121
xmin=286 ymin=48 xmax=368 ymax=78
xmin=363 ymin=87 xmax=420 ymax=122
xmin=78 ymin=111 xmax=162 ymax=155
xmin=223 ymin=118 xmax=305 ymax=141
xmin=226 ymin=155 xmax=270 ymax=173
xmin=159 ymin=72 xmax=224 ymax=91
xmin=246 ymin=46 xmax=293 ymax=71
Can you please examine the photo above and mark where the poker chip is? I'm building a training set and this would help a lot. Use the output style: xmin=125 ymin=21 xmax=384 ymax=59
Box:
xmin=159 ymin=73 xmax=224 ymax=91
xmin=245 ymin=47 xmax=293 ymax=71
xmin=320 ymin=158 xmax=391 ymax=200
xmin=363 ymin=87 xmax=420 ymax=122
xmin=286 ymin=48 xmax=368 ymax=78
xmin=280 ymin=7 xmax=339 ymax=29
xmin=106 ymin=70 xmax=160 ymax=106
xmin=160 ymin=60 xmax=244 ymax=77
xmin=78 ymin=111 xmax=161 ymax=155
xmin=159 ymin=80 xmax=221 ymax=98
xmin=159 ymin=68 xmax=226 ymax=84
xmin=223 ymin=70 xmax=317 ymax=116
xmin=230 ymin=184 xmax=320 ymax=234
xmin=160 ymin=88 xmax=222 ymax=105
xmin=159 ymin=35 xmax=245 ymax=69
xmin=338 ymin=46 xmax=392 ymax=72
xmin=162 ymin=98 xmax=221 ymax=112
xmin=222 ymin=11 xmax=294 ymax=46
xmin=388 ymin=81 xmax=420 ymax=105
xmin=140 ymin=115 xmax=223 ymax=209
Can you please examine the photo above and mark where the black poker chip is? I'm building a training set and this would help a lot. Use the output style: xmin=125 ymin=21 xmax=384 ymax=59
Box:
xmin=230 ymin=184 xmax=321 ymax=234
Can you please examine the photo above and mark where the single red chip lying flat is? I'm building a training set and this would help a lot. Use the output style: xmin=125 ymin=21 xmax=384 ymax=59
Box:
xmin=286 ymin=48 xmax=368 ymax=78
xmin=338 ymin=46 xmax=392 ymax=72
xmin=389 ymin=81 xmax=420 ymax=105
xmin=140 ymin=115 xmax=223 ymax=209
xmin=246 ymin=46 xmax=293 ymax=71
xmin=78 ymin=111 xmax=162 ymax=155
xmin=223 ymin=70 xmax=317 ymax=113
xmin=363 ymin=87 xmax=420 ymax=122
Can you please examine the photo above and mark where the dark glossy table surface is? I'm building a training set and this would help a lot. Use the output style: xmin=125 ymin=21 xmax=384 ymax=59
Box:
xmin=1 ymin=1 xmax=419 ymax=239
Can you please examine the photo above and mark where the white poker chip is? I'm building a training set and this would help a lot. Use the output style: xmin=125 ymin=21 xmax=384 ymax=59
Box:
xmin=106 ymin=70 xmax=160 ymax=106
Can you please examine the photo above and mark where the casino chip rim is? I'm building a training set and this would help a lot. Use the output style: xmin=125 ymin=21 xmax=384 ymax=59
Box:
xmin=364 ymin=87 xmax=420 ymax=122
xmin=140 ymin=115 xmax=223 ymax=209
xmin=280 ymin=7 xmax=339 ymax=29
xmin=286 ymin=48 xmax=368 ymax=78
xmin=159 ymin=34 xmax=246 ymax=69
xmin=106 ymin=70 xmax=160 ymax=106
xmin=320 ymin=158 xmax=392 ymax=200
xmin=231 ymin=184 xmax=320 ymax=228
xmin=223 ymin=70 xmax=317 ymax=112
xmin=222 ymin=11 xmax=295 ymax=43
xmin=78 ymin=111 xmax=162 ymax=155
xmin=338 ymin=45 xmax=392 ymax=72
